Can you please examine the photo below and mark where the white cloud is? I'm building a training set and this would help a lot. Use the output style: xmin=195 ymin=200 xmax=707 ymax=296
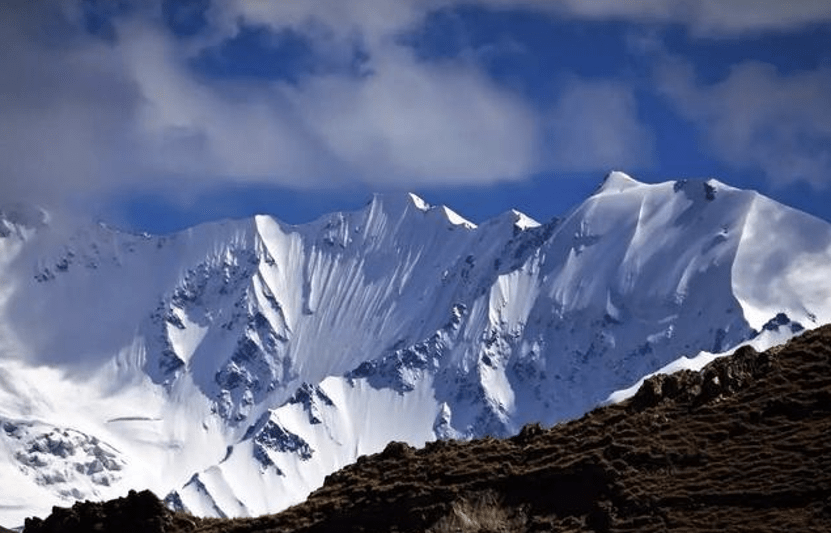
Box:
xmin=207 ymin=0 xmax=434 ymax=46
xmin=0 ymin=0 xmax=548 ymax=209
xmin=203 ymin=0 xmax=542 ymax=185
xmin=117 ymin=23 xmax=335 ymax=185
xmin=545 ymin=79 xmax=655 ymax=172
xmin=218 ymin=0 xmax=829 ymax=38
xmin=477 ymin=0 xmax=829 ymax=35
xmin=287 ymin=48 xmax=540 ymax=185
xmin=673 ymin=0 xmax=828 ymax=36
xmin=0 ymin=9 xmax=137 ymax=204
xmin=121 ymin=16 xmax=543 ymax=188
xmin=0 ymin=0 xmax=825 ymax=214
xmin=656 ymin=57 xmax=830 ymax=189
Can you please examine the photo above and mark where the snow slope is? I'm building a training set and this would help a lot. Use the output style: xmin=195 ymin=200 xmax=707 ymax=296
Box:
xmin=0 ymin=173 xmax=828 ymax=525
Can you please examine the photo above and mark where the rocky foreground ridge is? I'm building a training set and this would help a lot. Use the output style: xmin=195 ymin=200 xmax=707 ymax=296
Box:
xmin=23 ymin=325 xmax=830 ymax=532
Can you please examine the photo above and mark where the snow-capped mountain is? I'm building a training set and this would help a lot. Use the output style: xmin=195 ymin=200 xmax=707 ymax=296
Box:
xmin=0 ymin=172 xmax=828 ymax=525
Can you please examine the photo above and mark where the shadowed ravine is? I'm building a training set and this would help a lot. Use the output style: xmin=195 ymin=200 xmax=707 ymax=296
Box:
xmin=23 ymin=325 xmax=831 ymax=532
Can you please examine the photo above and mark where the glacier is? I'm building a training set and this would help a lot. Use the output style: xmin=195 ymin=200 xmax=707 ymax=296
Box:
xmin=0 ymin=172 xmax=828 ymax=525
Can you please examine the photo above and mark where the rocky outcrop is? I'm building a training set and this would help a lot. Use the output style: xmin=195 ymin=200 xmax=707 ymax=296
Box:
xmin=23 ymin=490 xmax=193 ymax=533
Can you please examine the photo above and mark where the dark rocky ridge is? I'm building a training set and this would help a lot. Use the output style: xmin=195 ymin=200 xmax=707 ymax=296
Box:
xmin=24 ymin=325 xmax=830 ymax=532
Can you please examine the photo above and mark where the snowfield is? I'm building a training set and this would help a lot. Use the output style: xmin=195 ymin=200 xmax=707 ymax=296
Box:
xmin=0 ymin=172 xmax=828 ymax=526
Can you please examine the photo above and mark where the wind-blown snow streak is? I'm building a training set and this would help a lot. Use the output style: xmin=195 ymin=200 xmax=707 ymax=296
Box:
xmin=0 ymin=173 xmax=827 ymax=525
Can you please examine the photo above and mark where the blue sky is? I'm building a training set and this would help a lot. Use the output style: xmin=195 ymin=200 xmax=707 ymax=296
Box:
xmin=0 ymin=0 xmax=829 ymax=232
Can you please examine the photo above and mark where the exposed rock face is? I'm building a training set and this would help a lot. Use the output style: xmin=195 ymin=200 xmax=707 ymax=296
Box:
xmin=23 ymin=490 xmax=189 ymax=533
xmin=23 ymin=325 xmax=830 ymax=532
xmin=629 ymin=344 xmax=768 ymax=410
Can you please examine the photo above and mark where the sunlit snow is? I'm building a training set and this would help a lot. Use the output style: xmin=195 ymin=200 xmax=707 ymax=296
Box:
xmin=0 ymin=174 xmax=827 ymax=526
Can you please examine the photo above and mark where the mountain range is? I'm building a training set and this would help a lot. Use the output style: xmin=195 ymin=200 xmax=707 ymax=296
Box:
xmin=0 ymin=171 xmax=828 ymax=526
xmin=24 ymin=324 xmax=830 ymax=532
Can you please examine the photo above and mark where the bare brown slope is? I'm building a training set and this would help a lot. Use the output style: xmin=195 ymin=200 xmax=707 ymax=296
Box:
xmin=25 ymin=325 xmax=831 ymax=532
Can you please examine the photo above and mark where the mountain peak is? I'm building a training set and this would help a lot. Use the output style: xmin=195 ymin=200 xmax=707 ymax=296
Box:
xmin=365 ymin=192 xmax=476 ymax=229
xmin=596 ymin=171 xmax=641 ymax=195
xmin=509 ymin=209 xmax=540 ymax=229
xmin=485 ymin=209 xmax=540 ymax=231
xmin=366 ymin=192 xmax=433 ymax=217
xmin=438 ymin=206 xmax=476 ymax=229
xmin=407 ymin=193 xmax=430 ymax=212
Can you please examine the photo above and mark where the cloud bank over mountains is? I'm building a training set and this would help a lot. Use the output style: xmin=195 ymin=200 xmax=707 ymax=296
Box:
xmin=0 ymin=0 xmax=827 ymax=213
